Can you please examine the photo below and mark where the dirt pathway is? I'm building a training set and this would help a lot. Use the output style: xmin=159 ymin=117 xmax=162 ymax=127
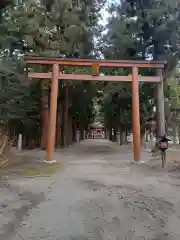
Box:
xmin=1 ymin=139 xmax=180 ymax=240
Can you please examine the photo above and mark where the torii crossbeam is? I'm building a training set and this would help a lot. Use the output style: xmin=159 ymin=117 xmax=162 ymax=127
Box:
xmin=24 ymin=56 xmax=166 ymax=163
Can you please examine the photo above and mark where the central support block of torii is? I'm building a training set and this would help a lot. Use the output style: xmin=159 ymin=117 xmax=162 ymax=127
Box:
xmin=24 ymin=56 xmax=166 ymax=163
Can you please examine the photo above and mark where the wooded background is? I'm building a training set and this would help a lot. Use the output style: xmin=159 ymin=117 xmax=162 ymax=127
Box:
xmin=0 ymin=0 xmax=180 ymax=165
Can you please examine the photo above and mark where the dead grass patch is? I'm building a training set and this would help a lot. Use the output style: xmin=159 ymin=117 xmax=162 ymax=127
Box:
xmin=23 ymin=163 xmax=62 ymax=177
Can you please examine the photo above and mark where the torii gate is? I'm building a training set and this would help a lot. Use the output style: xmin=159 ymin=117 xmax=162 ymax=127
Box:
xmin=24 ymin=56 xmax=166 ymax=163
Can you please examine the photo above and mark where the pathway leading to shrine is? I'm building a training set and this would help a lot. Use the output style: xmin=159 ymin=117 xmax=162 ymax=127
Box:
xmin=1 ymin=139 xmax=180 ymax=240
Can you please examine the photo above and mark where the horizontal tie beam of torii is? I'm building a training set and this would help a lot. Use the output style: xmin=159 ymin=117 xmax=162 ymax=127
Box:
xmin=28 ymin=72 xmax=161 ymax=82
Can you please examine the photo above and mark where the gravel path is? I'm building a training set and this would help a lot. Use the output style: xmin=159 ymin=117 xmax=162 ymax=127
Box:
xmin=1 ymin=139 xmax=180 ymax=240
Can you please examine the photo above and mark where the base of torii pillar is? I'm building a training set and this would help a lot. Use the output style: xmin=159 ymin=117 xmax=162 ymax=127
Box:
xmin=44 ymin=160 xmax=57 ymax=164
xmin=131 ymin=160 xmax=145 ymax=164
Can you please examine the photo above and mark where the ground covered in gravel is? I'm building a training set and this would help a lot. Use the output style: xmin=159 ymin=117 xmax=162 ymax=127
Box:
xmin=1 ymin=139 xmax=180 ymax=240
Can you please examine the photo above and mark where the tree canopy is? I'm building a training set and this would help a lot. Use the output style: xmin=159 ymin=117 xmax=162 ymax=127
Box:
xmin=99 ymin=0 xmax=180 ymax=140
xmin=0 ymin=0 xmax=180 ymax=148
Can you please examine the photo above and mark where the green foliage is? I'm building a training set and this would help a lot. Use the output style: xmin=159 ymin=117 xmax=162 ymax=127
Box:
xmin=2 ymin=0 xmax=104 ymax=57
xmin=0 ymin=0 xmax=104 ymax=138
xmin=164 ymin=72 xmax=180 ymax=125
xmin=71 ymin=81 xmax=97 ymax=128
xmin=99 ymin=0 xmax=180 ymax=132
xmin=168 ymin=81 xmax=180 ymax=110
xmin=0 ymin=55 xmax=40 ymax=137
xmin=1 ymin=0 xmax=180 ymax=141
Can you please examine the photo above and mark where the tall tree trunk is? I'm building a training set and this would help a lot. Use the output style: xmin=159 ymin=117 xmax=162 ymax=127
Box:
xmin=40 ymin=85 xmax=49 ymax=150
xmin=155 ymin=79 xmax=165 ymax=138
xmin=56 ymin=102 xmax=62 ymax=148
xmin=120 ymin=128 xmax=126 ymax=145
xmin=104 ymin=128 xmax=108 ymax=139
xmin=116 ymin=127 xmax=120 ymax=144
xmin=84 ymin=130 xmax=88 ymax=139
xmin=145 ymin=128 xmax=149 ymax=142
xmin=80 ymin=124 xmax=84 ymax=140
xmin=140 ymin=125 xmax=146 ymax=146
xmin=119 ymin=108 xmax=126 ymax=145
xmin=72 ymin=121 xmax=77 ymax=142
xmin=154 ymin=51 xmax=166 ymax=138
xmin=173 ymin=123 xmax=178 ymax=144
xmin=68 ymin=110 xmax=73 ymax=145
xmin=109 ymin=127 xmax=112 ymax=141
xmin=63 ymin=83 xmax=69 ymax=147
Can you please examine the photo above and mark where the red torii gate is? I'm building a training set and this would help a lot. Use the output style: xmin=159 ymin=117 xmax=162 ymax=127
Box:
xmin=24 ymin=56 xmax=166 ymax=163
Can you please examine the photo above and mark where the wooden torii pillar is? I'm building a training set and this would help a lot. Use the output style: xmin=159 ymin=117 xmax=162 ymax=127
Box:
xmin=44 ymin=64 xmax=59 ymax=163
xmin=25 ymin=57 xmax=166 ymax=163
xmin=132 ymin=66 xmax=141 ymax=162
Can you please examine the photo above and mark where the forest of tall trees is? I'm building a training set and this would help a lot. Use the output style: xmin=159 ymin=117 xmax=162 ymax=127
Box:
xmin=0 ymin=0 xmax=180 ymax=165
